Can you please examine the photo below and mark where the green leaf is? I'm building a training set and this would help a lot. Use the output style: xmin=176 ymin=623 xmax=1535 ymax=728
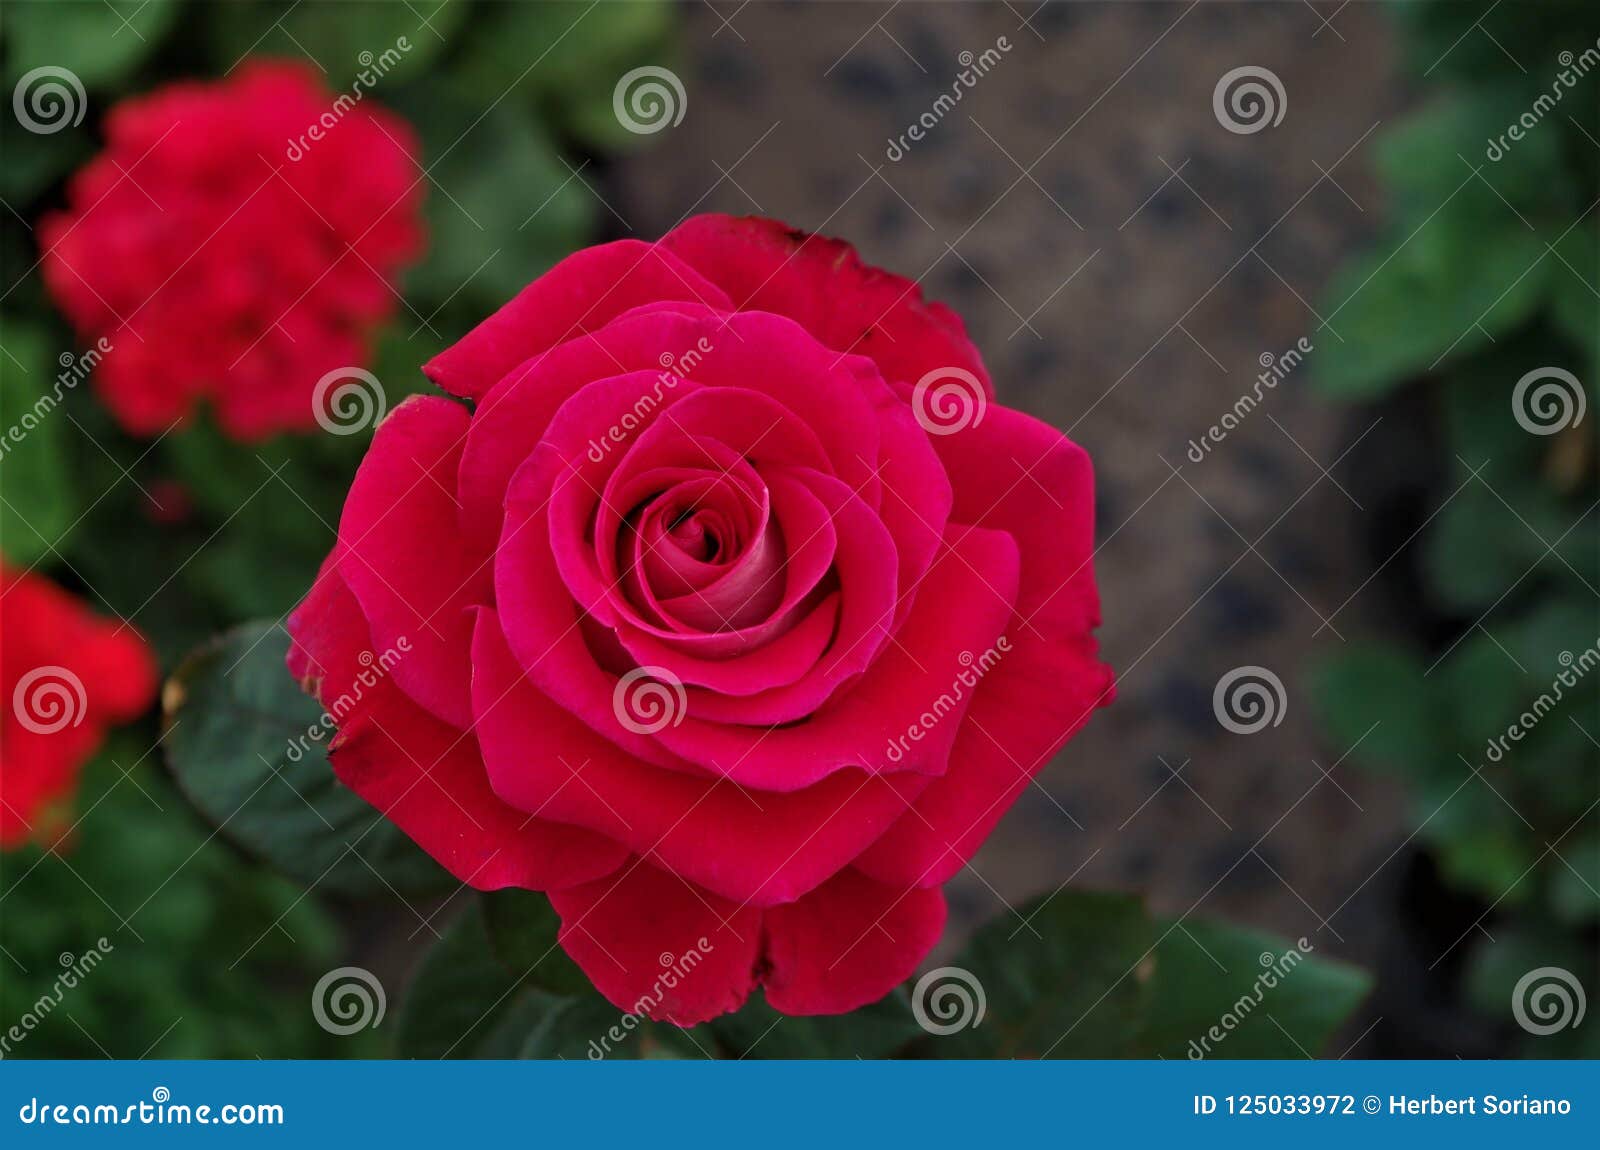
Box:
xmin=1423 ymin=483 xmax=1569 ymax=611
xmin=921 ymin=889 xmax=1156 ymax=1058
xmin=0 ymin=113 xmax=92 ymax=202
xmin=402 ymin=895 xmax=711 ymax=1060
xmin=448 ymin=0 xmax=676 ymax=149
xmin=0 ymin=746 xmax=353 ymax=1059
xmin=205 ymin=0 xmax=465 ymax=89
xmin=1440 ymin=339 xmax=1554 ymax=485
xmin=162 ymin=620 xmax=450 ymax=899
xmin=1314 ymin=213 xmax=1549 ymax=398
xmin=1311 ymin=86 xmax=1587 ymax=401
xmin=0 ymin=320 xmax=76 ymax=564
xmin=1311 ymin=642 xmax=1441 ymax=779
xmin=397 ymin=94 xmax=594 ymax=320
xmin=710 ymin=988 xmax=923 ymax=1059
xmin=1396 ymin=0 xmax=1600 ymax=95
xmin=3 ymin=0 xmax=178 ymax=89
xmin=1548 ymin=834 xmax=1600 ymax=923
xmin=1461 ymin=920 xmax=1591 ymax=1021
xmin=520 ymin=995 xmax=708 ymax=1060
xmin=1377 ymin=91 xmax=1572 ymax=223
xmin=1548 ymin=221 xmax=1599 ymax=378
xmin=916 ymin=889 xmax=1369 ymax=1059
xmin=396 ymin=902 xmax=565 ymax=1059
xmin=1138 ymin=919 xmax=1371 ymax=1059
xmin=1424 ymin=789 xmax=1541 ymax=905
xmin=481 ymin=888 xmax=593 ymax=998
xmin=157 ymin=416 xmax=360 ymax=621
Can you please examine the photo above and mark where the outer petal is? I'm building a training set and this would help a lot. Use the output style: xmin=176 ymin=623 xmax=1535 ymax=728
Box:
xmin=335 ymin=395 xmax=487 ymax=729
xmin=661 ymin=214 xmax=992 ymax=395
xmin=328 ymin=672 xmax=626 ymax=891
xmin=871 ymin=397 xmax=953 ymax=628
xmin=471 ymin=608 xmax=928 ymax=907
xmin=285 ymin=553 xmax=371 ymax=711
xmin=855 ymin=406 xmax=1114 ymax=887
xmin=423 ymin=240 xmax=732 ymax=400
xmin=549 ymin=859 xmax=763 ymax=1026
xmin=760 ymin=868 xmax=946 ymax=1016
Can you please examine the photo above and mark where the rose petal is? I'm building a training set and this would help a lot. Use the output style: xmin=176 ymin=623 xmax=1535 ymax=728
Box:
xmin=286 ymin=553 xmax=378 ymax=712
xmin=648 ymin=524 xmax=1018 ymax=791
xmin=760 ymin=868 xmax=946 ymax=1016
xmin=661 ymin=214 xmax=992 ymax=396
xmin=549 ymin=858 xmax=763 ymax=1026
xmin=471 ymin=608 xmax=929 ymax=907
xmin=855 ymin=406 xmax=1114 ymax=887
xmin=424 ymin=240 xmax=731 ymax=400
xmin=328 ymin=671 xmax=626 ymax=892
xmin=335 ymin=395 xmax=487 ymax=729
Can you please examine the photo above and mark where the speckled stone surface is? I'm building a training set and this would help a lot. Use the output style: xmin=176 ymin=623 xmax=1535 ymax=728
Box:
xmin=612 ymin=1 xmax=1411 ymax=982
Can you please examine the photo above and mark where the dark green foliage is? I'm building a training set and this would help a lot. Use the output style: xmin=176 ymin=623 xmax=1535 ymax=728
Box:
xmin=0 ymin=0 xmax=676 ymax=1060
xmin=1311 ymin=0 xmax=1600 ymax=1056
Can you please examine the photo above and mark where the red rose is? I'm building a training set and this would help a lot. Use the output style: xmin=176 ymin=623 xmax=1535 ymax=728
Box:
xmin=287 ymin=215 xmax=1112 ymax=1023
xmin=39 ymin=61 xmax=425 ymax=441
xmin=1 ymin=563 xmax=157 ymax=848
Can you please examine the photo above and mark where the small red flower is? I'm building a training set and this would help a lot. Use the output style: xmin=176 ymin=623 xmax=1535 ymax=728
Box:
xmin=39 ymin=61 xmax=426 ymax=440
xmin=0 ymin=563 xmax=157 ymax=848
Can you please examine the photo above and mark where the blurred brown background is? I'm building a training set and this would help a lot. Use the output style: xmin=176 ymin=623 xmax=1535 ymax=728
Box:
xmin=610 ymin=0 xmax=1409 ymax=985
